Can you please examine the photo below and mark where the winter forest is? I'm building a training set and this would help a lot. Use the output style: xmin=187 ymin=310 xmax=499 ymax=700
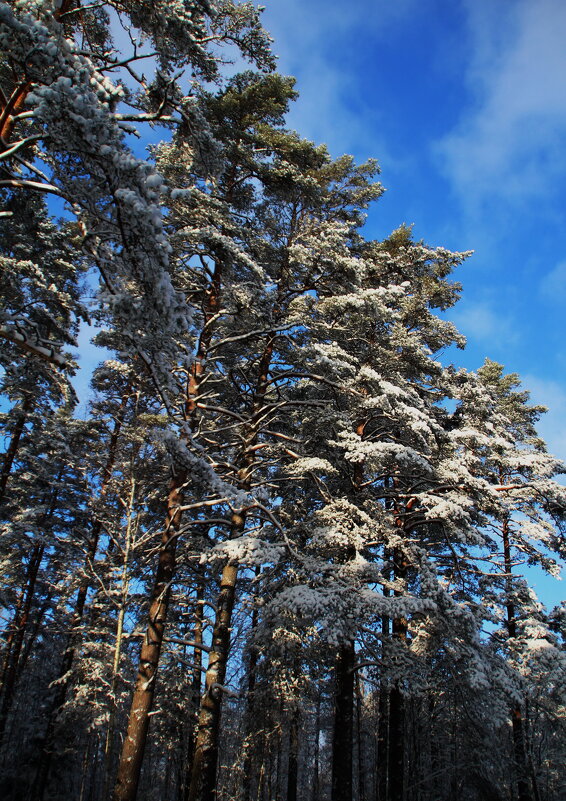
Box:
xmin=0 ymin=2 xmax=565 ymax=801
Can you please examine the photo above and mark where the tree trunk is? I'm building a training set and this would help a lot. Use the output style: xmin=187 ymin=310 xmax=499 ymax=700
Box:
xmin=387 ymin=684 xmax=404 ymax=801
xmin=502 ymin=516 xmax=532 ymax=801
xmin=388 ymin=547 xmax=407 ymax=801
xmin=311 ymin=691 xmax=321 ymax=801
xmin=31 ymin=396 xmax=130 ymax=801
xmin=376 ymin=682 xmax=389 ymax=801
xmin=243 ymin=569 xmax=261 ymax=801
xmin=183 ymin=575 xmax=206 ymax=801
xmin=104 ymin=473 xmax=137 ymax=796
xmin=188 ymin=561 xmax=239 ymax=801
xmin=286 ymin=708 xmax=299 ymax=801
xmin=356 ymin=673 xmax=367 ymax=801
xmin=331 ymin=641 xmax=355 ymax=801
xmin=0 ymin=542 xmax=44 ymax=742
xmin=0 ymin=394 xmax=32 ymax=503
xmin=188 ymin=331 xmax=275 ymax=801
xmin=112 ymin=478 xmax=182 ymax=801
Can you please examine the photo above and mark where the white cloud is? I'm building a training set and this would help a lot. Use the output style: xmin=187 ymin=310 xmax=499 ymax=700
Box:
xmin=540 ymin=260 xmax=566 ymax=301
xmin=436 ymin=0 xmax=566 ymax=210
xmin=450 ymin=301 xmax=518 ymax=345
xmin=261 ymin=0 xmax=416 ymax=163
xmin=522 ymin=375 xmax=566 ymax=464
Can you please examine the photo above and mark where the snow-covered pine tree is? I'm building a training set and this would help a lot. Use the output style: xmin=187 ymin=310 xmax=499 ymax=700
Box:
xmin=261 ymin=226 xmax=514 ymax=801
xmin=451 ymin=360 xmax=566 ymax=801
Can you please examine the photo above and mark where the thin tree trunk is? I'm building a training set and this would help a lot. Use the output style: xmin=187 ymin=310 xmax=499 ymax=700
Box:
xmin=388 ymin=683 xmax=405 ymax=801
xmin=183 ymin=575 xmax=205 ymax=801
xmin=188 ymin=561 xmax=239 ymax=801
xmin=243 ymin=568 xmax=261 ymax=801
xmin=376 ymin=683 xmax=389 ymax=801
xmin=31 ymin=395 xmax=130 ymax=801
xmin=0 ymin=465 xmax=63 ymax=747
xmin=286 ymin=708 xmax=299 ymax=801
xmin=377 ymin=603 xmax=390 ymax=801
xmin=331 ymin=641 xmax=355 ymax=801
xmin=502 ymin=516 xmax=532 ymax=801
xmin=112 ymin=478 xmax=182 ymax=801
xmin=104 ymin=474 xmax=138 ymax=796
xmin=0 ymin=542 xmax=44 ymax=742
xmin=388 ymin=546 xmax=408 ymax=801
xmin=357 ymin=673 xmax=367 ymax=801
xmin=188 ymin=335 xmax=275 ymax=801
xmin=0 ymin=394 xmax=32 ymax=502
xmin=311 ymin=691 xmax=321 ymax=801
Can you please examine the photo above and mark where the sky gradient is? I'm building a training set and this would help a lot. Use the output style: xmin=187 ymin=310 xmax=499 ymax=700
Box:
xmin=262 ymin=0 xmax=566 ymax=465
xmin=260 ymin=0 xmax=566 ymax=607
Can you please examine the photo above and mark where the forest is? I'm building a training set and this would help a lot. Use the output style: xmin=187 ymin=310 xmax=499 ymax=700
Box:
xmin=0 ymin=2 xmax=565 ymax=801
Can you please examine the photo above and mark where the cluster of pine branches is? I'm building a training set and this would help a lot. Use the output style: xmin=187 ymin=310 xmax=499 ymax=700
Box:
xmin=0 ymin=3 xmax=565 ymax=801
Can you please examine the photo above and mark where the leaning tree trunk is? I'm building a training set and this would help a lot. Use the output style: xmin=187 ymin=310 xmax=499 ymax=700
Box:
xmin=113 ymin=246 xmax=224 ymax=801
xmin=0 ymin=542 xmax=44 ymax=743
xmin=0 ymin=394 xmax=33 ymax=503
xmin=112 ymin=479 xmax=183 ymax=801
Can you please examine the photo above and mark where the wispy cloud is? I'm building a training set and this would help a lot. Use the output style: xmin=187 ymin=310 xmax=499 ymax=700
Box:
xmin=523 ymin=375 xmax=566 ymax=464
xmin=451 ymin=300 xmax=518 ymax=346
xmin=262 ymin=0 xmax=416 ymax=163
xmin=540 ymin=260 xmax=566 ymax=301
xmin=435 ymin=0 xmax=566 ymax=212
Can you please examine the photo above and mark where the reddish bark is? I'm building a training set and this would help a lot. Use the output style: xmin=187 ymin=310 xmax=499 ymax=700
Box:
xmin=112 ymin=479 xmax=182 ymax=801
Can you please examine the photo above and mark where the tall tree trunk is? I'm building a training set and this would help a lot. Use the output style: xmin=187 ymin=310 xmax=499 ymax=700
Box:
xmin=331 ymin=641 xmax=355 ymax=801
xmin=183 ymin=575 xmax=206 ymax=801
xmin=0 ymin=541 xmax=44 ymax=742
xmin=311 ymin=691 xmax=321 ymax=801
xmin=502 ymin=516 xmax=532 ymax=801
xmin=243 ymin=568 xmax=261 ymax=801
xmin=113 ymin=246 xmax=225 ymax=801
xmin=388 ymin=547 xmax=407 ymax=801
xmin=0 ymin=466 xmax=63 ymax=747
xmin=286 ymin=708 xmax=299 ymax=801
xmin=188 ymin=335 xmax=275 ymax=801
xmin=376 ymin=555 xmax=391 ymax=801
xmin=104 ymin=473 xmax=138 ymax=796
xmin=187 ymin=560 xmax=239 ymax=801
xmin=356 ymin=673 xmax=367 ymax=801
xmin=376 ymin=682 xmax=389 ymax=801
xmin=0 ymin=394 xmax=32 ymax=503
xmin=31 ymin=394 xmax=130 ymax=801
xmin=112 ymin=479 xmax=182 ymax=801
xmin=387 ymin=684 xmax=404 ymax=801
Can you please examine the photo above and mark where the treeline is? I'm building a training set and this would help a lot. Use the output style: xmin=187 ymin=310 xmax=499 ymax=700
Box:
xmin=0 ymin=3 xmax=565 ymax=801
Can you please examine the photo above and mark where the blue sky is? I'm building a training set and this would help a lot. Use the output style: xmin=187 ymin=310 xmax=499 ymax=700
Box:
xmin=260 ymin=0 xmax=566 ymax=606
xmin=262 ymin=0 xmax=566 ymax=463
xmin=69 ymin=0 xmax=565 ymax=607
